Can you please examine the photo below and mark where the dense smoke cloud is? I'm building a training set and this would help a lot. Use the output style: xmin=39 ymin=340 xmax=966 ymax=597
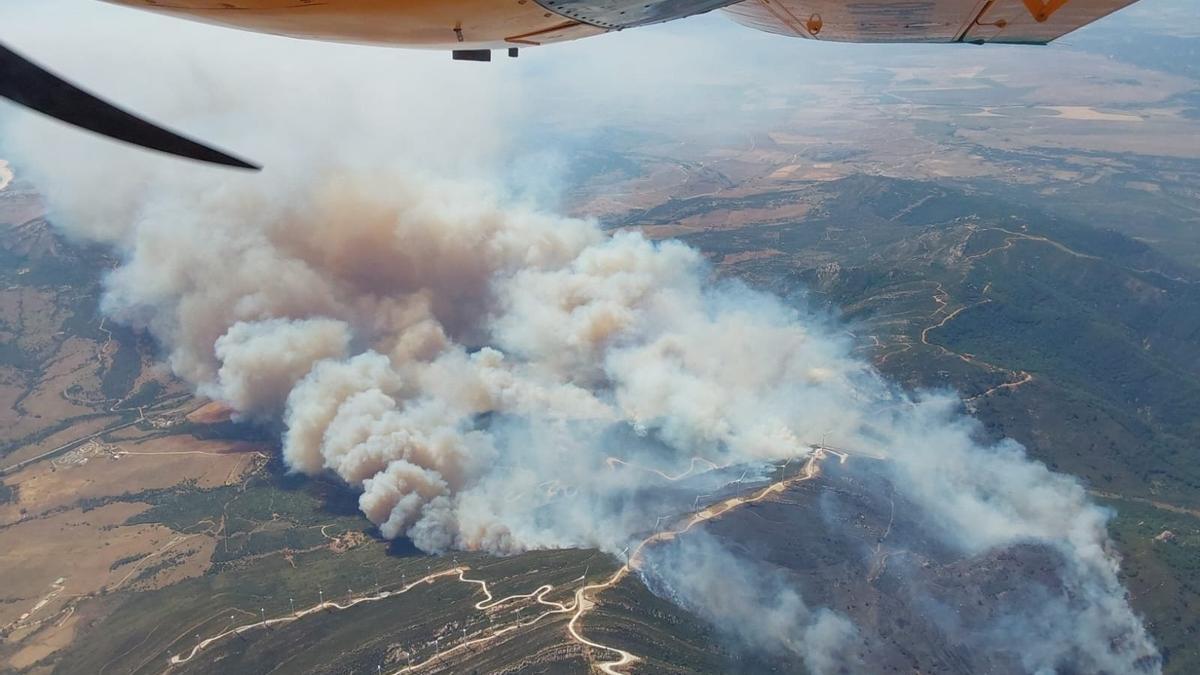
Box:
xmin=0 ymin=2 xmax=1160 ymax=671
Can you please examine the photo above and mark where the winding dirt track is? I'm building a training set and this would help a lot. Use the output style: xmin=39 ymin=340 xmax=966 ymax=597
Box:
xmin=919 ymin=286 xmax=1033 ymax=401
xmin=168 ymin=449 xmax=843 ymax=674
xmin=567 ymin=447 xmax=844 ymax=674
xmin=604 ymin=455 xmax=728 ymax=482
xmin=927 ymin=223 xmax=1106 ymax=401
xmin=166 ymin=564 xmax=586 ymax=672
xmin=169 ymin=568 xmax=467 ymax=666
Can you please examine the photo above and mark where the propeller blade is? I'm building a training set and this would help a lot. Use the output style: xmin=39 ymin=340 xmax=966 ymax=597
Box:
xmin=0 ymin=42 xmax=259 ymax=170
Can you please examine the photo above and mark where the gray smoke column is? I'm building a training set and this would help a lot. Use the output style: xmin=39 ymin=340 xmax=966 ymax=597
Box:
xmin=0 ymin=2 xmax=1159 ymax=671
xmin=642 ymin=532 xmax=863 ymax=674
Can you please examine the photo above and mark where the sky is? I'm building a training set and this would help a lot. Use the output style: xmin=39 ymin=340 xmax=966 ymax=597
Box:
xmin=2 ymin=0 xmax=1192 ymax=174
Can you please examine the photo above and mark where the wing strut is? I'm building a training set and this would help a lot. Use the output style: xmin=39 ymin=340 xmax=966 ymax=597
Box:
xmin=0 ymin=43 xmax=259 ymax=170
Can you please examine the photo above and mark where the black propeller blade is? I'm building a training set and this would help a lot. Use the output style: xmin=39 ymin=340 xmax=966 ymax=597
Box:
xmin=0 ymin=42 xmax=259 ymax=170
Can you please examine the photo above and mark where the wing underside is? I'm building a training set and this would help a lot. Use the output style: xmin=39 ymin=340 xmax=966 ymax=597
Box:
xmin=723 ymin=0 xmax=1140 ymax=44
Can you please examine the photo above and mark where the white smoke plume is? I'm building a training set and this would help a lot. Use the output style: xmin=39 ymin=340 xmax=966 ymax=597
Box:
xmin=0 ymin=2 xmax=1160 ymax=671
xmin=643 ymin=532 xmax=862 ymax=675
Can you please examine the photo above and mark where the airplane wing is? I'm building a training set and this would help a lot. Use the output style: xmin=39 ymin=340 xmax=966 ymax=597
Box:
xmin=722 ymin=0 xmax=1140 ymax=44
